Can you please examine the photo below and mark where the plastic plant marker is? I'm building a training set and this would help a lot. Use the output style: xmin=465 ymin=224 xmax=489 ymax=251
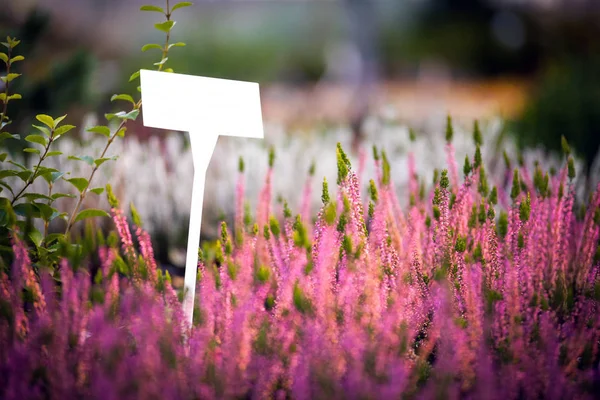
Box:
xmin=140 ymin=69 xmax=264 ymax=327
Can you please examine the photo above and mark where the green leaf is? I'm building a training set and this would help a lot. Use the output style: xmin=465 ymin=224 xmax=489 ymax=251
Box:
xmin=0 ymin=53 xmax=7 ymax=63
xmin=35 ymin=114 xmax=55 ymax=129
xmin=66 ymin=177 xmax=89 ymax=193
xmin=23 ymin=147 xmax=40 ymax=154
xmin=36 ymin=166 xmax=59 ymax=175
xmin=45 ymin=233 xmax=64 ymax=245
xmin=53 ymin=115 xmax=67 ymax=126
xmin=154 ymin=20 xmax=176 ymax=33
xmin=87 ymin=126 xmax=111 ymax=137
xmin=54 ymin=124 xmax=75 ymax=137
xmin=13 ymin=203 xmax=37 ymax=218
xmin=94 ymin=157 xmax=116 ymax=167
xmin=107 ymin=110 xmax=138 ymax=121
xmin=115 ymin=109 xmax=139 ymax=121
xmin=0 ymin=181 xmax=14 ymax=197
xmin=0 ymin=132 xmax=19 ymax=141
xmin=33 ymin=203 xmax=55 ymax=221
xmin=168 ymin=42 xmax=186 ymax=50
xmin=74 ymin=208 xmax=110 ymax=223
xmin=49 ymin=211 xmax=67 ymax=222
xmin=7 ymin=94 xmax=21 ymax=101
xmin=141 ymin=43 xmax=163 ymax=52
xmin=0 ymin=153 xmax=6 ymax=162
xmin=33 ymin=125 xmax=51 ymax=136
xmin=68 ymin=155 xmax=95 ymax=166
xmin=111 ymin=94 xmax=135 ymax=105
xmin=51 ymin=193 xmax=76 ymax=200
xmin=29 ymin=229 xmax=43 ymax=247
xmin=25 ymin=134 xmax=48 ymax=147
xmin=163 ymin=68 xmax=174 ymax=73
xmin=129 ymin=70 xmax=140 ymax=82
xmin=15 ymin=170 xmax=32 ymax=182
xmin=23 ymin=193 xmax=53 ymax=202
xmin=10 ymin=55 xmax=24 ymax=63
xmin=0 ymin=170 xmax=17 ymax=179
xmin=7 ymin=38 xmax=20 ymax=48
xmin=2 ymin=73 xmax=20 ymax=83
xmin=50 ymin=171 xmax=65 ymax=183
xmin=8 ymin=160 xmax=27 ymax=170
xmin=90 ymin=187 xmax=105 ymax=195
xmin=46 ymin=151 xmax=63 ymax=157
xmin=140 ymin=5 xmax=165 ymax=13
xmin=171 ymin=2 xmax=193 ymax=12
xmin=116 ymin=127 xmax=126 ymax=137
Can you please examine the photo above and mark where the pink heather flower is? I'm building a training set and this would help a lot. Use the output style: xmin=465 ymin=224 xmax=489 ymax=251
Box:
xmin=445 ymin=142 xmax=459 ymax=191
xmin=111 ymin=207 xmax=136 ymax=263
xmin=136 ymin=227 xmax=158 ymax=284
xmin=235 ymin=170 xmax=245 ymax=230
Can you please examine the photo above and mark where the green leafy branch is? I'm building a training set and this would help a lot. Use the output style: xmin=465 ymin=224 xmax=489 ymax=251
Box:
xmin=0 ymin=36 xmax=23 ymax=134
xmin=10 ymin=115 xmax=74 ymax=204
xmin=63 ymin=0 xmax=191 ymax=236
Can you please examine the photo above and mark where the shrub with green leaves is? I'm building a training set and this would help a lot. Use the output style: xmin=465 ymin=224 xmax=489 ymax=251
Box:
xmin=0 ymin=1 xmax=189 ymax=271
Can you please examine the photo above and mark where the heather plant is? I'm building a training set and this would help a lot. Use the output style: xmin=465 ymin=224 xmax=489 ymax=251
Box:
xmin=2 ymin=117 xmax=599 ymax=398
xmin=0 ymin=1 xmax=190 ymax=270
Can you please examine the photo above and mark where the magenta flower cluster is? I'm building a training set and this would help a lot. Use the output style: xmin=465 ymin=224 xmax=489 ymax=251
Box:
xmin=1 ymin=140 xmax=599 ymax=400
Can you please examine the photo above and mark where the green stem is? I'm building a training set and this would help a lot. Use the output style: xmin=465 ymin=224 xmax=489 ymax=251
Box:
xmin=44 ymin=182 xmax=53 ymax=239
xmin=64 ymin=0 xmax=173 ymax=235
xmin=0 ymin=47 xmax=12 ymax=132
xmin=63 ymin=106 xmax=137 ymax=236
xmin=11 ymin=133 xmax=55 ymax=205
xmin=159 ymin=0 xmax=172 ymax=72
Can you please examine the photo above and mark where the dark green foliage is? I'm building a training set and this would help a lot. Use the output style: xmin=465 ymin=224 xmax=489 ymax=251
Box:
xmin=474 ymin=145 xmax=482 ymax=169
xmin=369 ymin=179 xmax=378 ymax=202
xmin=268 ymin=146 xmax=276 ymax=168
xmin=409 ymin=128 xmax=417 ymax=142
xmin=323 ymin=202 xmax=337 ymax=226
xmin=445 ymin=115 xmax=453 ymax=143
xmin=503 ymin=151 xmax=511 ymax=170
xmin=269 ymin=216 xmax=280 ymax=238
xmin=519 ymin=193 xmax=531 ymax=222
xmin=321 ymin=178 xmax=330 ymax=205
xmin=454 ymin=235 xmax=466 ymax=253
xmin=381 ymin=150 xmax=391 ymax=186
xmin=283 ymin=201 xmax=292 ymax=218
xmin=478 ymin=203 xmax=486 ymax=224
xmin=478 ymin=166 xmax=489 ymax=197
xmin=463 ymin=155 xmax=472 ymax=177
xmin=336 ymin=144 xmax=350 ymax=184
xmin=568 ymin=157 xmax=576 ymax=181
xmin=473 ymin=120 xmax=483 ymax=146
xmin=498 ymin=211 xmax=508 ymax=238
xmin=488 ymin=186 xmax=498 ymax=205
xmin=432 ymin=169 xmax=439 ymax=185
xmin=372 ymin=145 xmax=379 ymax=161
xmin=440 ymin=170 xmax=449 ymax=189
xmin=511 ymin=169 xmax=521 ymax=201
xmin=561 ymin=135 xmax=571 ymax=156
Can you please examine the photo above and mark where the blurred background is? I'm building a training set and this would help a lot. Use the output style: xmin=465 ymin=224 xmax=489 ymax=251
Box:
xmin=1 ymin=0 xmax=600 ymax=283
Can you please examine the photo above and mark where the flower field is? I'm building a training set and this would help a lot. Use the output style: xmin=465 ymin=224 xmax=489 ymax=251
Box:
xmin=1 ymin=131 xmax=599 ymax=399
xmin=1 ymin=2 xmax=599 ymax=398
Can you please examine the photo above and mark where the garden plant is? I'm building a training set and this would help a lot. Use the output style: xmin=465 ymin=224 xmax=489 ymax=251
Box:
xmin=1 ymin=2 xmax=599 ymax=399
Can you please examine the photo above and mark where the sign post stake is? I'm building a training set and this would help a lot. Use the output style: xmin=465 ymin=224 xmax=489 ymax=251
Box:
xmin=140 ymin=69 xmax=264 ymax=327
